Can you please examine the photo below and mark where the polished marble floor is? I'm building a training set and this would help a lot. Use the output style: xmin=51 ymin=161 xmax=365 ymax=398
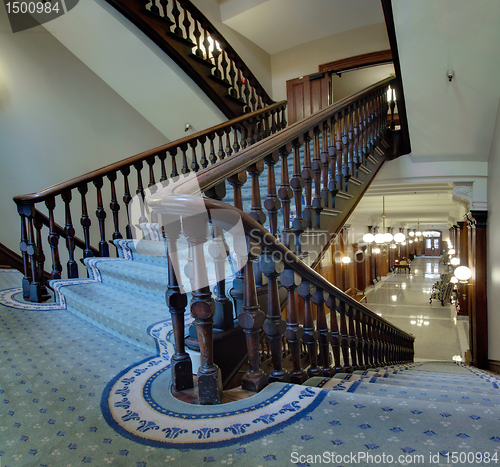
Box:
xmin=364 ymin=256 xmax=469 ymax=362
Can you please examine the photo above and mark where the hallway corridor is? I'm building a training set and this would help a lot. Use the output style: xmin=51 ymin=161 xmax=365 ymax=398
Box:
xmin=365 ymin=256 xmax=468 ymax=362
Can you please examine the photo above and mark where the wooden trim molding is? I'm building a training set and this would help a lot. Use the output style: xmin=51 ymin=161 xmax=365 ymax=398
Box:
xmin=319 ymin=50 xmax=393 ymax=74
xmin=488 ymin=359 xmax=500 ymax=375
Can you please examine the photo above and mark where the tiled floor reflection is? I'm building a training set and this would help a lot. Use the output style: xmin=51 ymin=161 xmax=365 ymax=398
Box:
xmin=365 ymin=257 xmax=468 ymax=362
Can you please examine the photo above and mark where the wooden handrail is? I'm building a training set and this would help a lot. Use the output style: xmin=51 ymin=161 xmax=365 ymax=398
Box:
xmin=14 ymin=101 xmax=286 ymax=205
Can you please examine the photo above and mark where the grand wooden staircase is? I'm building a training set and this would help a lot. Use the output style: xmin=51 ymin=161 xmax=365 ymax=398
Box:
xmin=13 ymin=0 xmax=414 ymax=405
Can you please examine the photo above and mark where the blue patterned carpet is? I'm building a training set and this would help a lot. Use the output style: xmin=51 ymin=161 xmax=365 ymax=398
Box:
xmin=2 ymin=269 xmax=500 ymax=466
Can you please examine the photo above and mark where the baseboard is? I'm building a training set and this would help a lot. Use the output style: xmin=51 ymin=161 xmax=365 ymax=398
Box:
xmin=487 ymin=359 xmax=500 ymax=375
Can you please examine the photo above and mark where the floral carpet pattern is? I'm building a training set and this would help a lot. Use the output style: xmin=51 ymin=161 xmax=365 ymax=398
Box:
xmin=2 ymin=268 xmax=500 ymax=466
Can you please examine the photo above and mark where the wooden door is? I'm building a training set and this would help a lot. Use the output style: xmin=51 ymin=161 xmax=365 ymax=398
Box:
xmin=286 ymin=72 xmax=330 ymax=124
xmin=424 ymin=235 xmax=441 ymax=256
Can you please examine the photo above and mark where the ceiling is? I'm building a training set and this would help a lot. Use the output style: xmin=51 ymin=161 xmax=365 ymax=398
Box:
xmin=218 ymin=0 xmax=499 ymax=232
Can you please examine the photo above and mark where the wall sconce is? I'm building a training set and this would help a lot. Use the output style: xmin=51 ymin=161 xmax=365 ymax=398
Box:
xmin=454 ymin=266 xmax=472 ymax=283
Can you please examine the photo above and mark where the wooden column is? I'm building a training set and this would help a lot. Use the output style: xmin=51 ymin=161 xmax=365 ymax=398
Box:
xmin=469 ymin=211 xmax=488 ymax=369
xmin=457 ymin=221 xmax=468 ymax=316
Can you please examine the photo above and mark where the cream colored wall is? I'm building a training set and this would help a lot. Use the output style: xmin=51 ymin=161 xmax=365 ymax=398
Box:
xmin=487 ymin=99 xmax=500 ymax=362
xmin=270 ymin=23 xmax=391 ymax=103
xmin=0 ymin=10 xmax=169 ymax=255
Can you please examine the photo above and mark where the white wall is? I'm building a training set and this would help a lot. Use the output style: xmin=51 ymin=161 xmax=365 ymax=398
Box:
xmin=487 ymin=99 xmax=500 ymax=361
xmin=0 ymin=8 xmax=169 ymax=254
xmin=271 ymin=23 xmax=391 ymax=103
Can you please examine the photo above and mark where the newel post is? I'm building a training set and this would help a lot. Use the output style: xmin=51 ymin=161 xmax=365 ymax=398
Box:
xmin=238 ymin=237 xmax=268 ymax=392
xmin=182 ymin=214 xmax=222 ymax=404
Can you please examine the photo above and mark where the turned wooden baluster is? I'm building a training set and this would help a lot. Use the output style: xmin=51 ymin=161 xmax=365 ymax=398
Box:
xmin=347 ymin=304 xmax=358 ymax=370
xmin=148 ymin=0 xmax=160 ymax=16
xmin=158 ymin=0 xmax=174 ymax=26
xmin=373 ymin=320 xmax=382 ymax=367
xmin=220 ymin=50 xmax=229 ymax=84
xmin=347 ymin=105 xmax=356 ymax=177
xmin=312 ymin=127 xmax=324 ymax=229
xmin=18 ymin=207 xmax=31 ymax=299
xmin=61 ymin=191 xmax=78 ymax=278
xmin=326 ymin=294 xmax=342 ymax=372
xmin=189 ymin=141 xmax=200 ymax=173
xmin=365 ymin=315 xmax=374 ymax=367
xmin=355 ymin=310 xmax=366 ymax=370
xmin=353 ymin=102 xmax=361 ymax=176
xmin=208 ymin=134 xmax=217 ymax=165
xmin=301 ymin=132 xmax=313 ymax=229
xmin=359 ymin=98 xmax=367 ymax=166
xmin=191 ymin=15 xmax=203 ymax=58
xmin=198 ymin=136 xmax=208 ymax=169
xmin=45 ymin=197 xmax=62 ymax=280
xmin=208 ymin=224 xmax=234 ymax=330
xmin=327 ymin=115 xmax=338 ymax=207
xmin=181 ymin=5 xmax=192 ymax=44
xmin=165 ymin=214 xmax=193 ymax=391
xmin=228 ymin=171 xmax=247 ymax=211
xmin=169 ymin=148 xmax=179 ymax=178
xmin=298 ymin=281 xmax=320 ymax=377
xmin=260 ymin=252 xmax=289 ymax=383
xmin=180 ymin=144 xmax=190 ymax=174
xmin=217 ymin=130 xmax=225 ymax=161
xmin=247 ymin=161 xmax=266 ymax=225
xmin=263 ymin=153 xmax=281 ymax=237
xmin=342 ymin=108 xmax=351 ymax=186
xmin=134 ymin=161 xmax=149 ymax=228
xmin=335 ymin=112 xmax=345 ymax=192
xmin=25 ymin=206 xmax=41 ymax=301
xmin=211 ymin=40 xmax=222 ymax=80
xmin=108 ymin=172 xmax=123 ymax=241
xmin=281 ymin=268 xmax=307 ymax=384
xmin=239 ymin=237 xmax=267 ymax=392
xmin=146 ymin=156 xmax=156 ymax=188
xmin=277 ymin=146 xmax=292 ymax=249
xmin=183 ymin=214 xmax=222 ymax=404
xmin=77 ymin=184 xmax=94 ymax=259
xmin=228 ymin=60 xmax=237 ymax=98
xmin=224 ymin=128 xmax=233 ymax=159
xmin=33 ymin=215 xmax=48 ymax=300
xmin=290 ymin=139 xmax=305 ymax=255
xmin=361 ymin=313 xmax=370 ymax=368
xmin=337 ymin=300 xmax=351 ymax=371
xmin=120 ymin=167 xmax=133 ymax=239
xmin=313 ymin=288 xmax=334 ymax=376
xmin=317 ymin=126 xmax=327 ymax=205
xmin=232 ymin=126 xmax=241 ymax=154
xmin=93 ymin=178 xmax=109 ymax=257
xmin=170 ymin=0 xmax=183 ymax=37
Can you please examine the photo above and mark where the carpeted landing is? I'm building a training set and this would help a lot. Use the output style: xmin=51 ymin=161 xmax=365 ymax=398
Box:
xmin=2 ymin=269 xmax=500 ymax=466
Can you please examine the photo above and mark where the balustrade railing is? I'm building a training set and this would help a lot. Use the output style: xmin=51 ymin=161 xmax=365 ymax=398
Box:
xmin=147 ymin=194 xmax=415 ymax=404
xmin=105 ymin=0 xmax=274 ymax=118
xmin=14 ymin=77 xmax=409 ymax=405
xmin=14 ymin=102 xmax=286 ymax=302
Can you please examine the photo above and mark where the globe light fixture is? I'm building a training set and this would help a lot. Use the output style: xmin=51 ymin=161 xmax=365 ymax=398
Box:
xmin=363 ymin=232 xmax=375 ymax=243
xmin=394 ymin=232 xmax=406 ymax=243
xmin=341 ymin=256 xmax=351 ymax=264
xmin=450 ymin=276 xmax=458 ymax=284
xmin=384 ymin=232 xmax=394 ymax=243
xmin=374 ymin=233 xmax=385 ymax=244
xmin=454 ymin=266 xmax=472 ymax=282
xmin=449 ymin=248 xmax=455 ymax=255
xmin=450 ymin=257 xmax=460 ymax=266
xmin=373 ymin=247 xmax=381 ymax=254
